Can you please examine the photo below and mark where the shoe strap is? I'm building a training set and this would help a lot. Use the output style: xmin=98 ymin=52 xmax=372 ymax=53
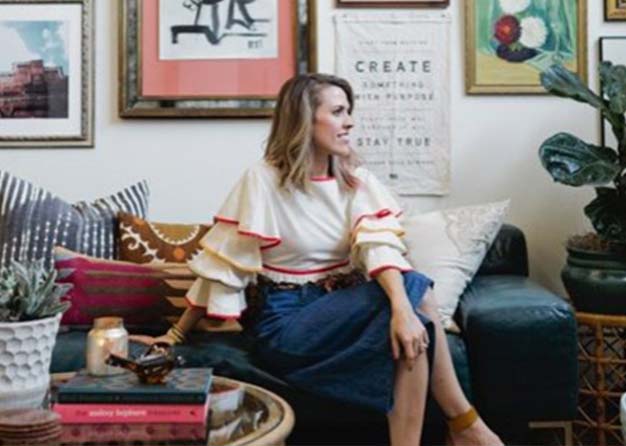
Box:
xmin=447 ymin=406 xmax=478 ymax=433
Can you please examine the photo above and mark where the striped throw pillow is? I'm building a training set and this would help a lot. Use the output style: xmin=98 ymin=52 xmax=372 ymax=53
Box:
xmin=54 ymin=247 xmax=240 ymax=332
xmin=0 ymin=171 xmax=149 ymax=269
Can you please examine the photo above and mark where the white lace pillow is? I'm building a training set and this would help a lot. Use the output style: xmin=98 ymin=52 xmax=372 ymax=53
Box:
xmin=403 ymin=200 xmax=509 ymax=332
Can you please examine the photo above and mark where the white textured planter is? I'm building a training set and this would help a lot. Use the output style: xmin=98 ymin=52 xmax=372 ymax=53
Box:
xmin=0 ymin=313 xmax=61 ymax=409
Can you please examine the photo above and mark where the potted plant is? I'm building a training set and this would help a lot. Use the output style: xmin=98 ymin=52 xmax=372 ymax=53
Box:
xmin=0 ymin=260 xmax=72 ymax=409
xmin=539 ymin=62 xmax=626 ymax=314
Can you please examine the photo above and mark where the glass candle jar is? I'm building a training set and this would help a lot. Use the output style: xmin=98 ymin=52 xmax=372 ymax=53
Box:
xmin=86 ymin=317 xmax=129 ymax=376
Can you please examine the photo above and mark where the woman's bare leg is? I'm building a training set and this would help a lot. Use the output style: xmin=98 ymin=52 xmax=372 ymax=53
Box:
xmin=418 ymin=289 xmax=503 ymax=446
xmin=388 ymin=352 xmax=429 ymax=446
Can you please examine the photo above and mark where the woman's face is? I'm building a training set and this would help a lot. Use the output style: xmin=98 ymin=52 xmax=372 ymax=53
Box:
xmin=311 ymin=85 xmax=353 ymax=159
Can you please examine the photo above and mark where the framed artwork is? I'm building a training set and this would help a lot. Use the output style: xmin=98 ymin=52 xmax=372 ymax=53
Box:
xmin=606 ymin=0 xmax=626 ymax=20
xmin=465 ymin=0 xmax=587 ymax=94
xmin=0 ymin=0 xmax=94 ymax=148
xmin=599 ymin=37 xmax=626 ymax=148
xmin=119 ymin=0 xmax=317 ymax=118
xmin=336 ymin=0 xmax=449 ymax=7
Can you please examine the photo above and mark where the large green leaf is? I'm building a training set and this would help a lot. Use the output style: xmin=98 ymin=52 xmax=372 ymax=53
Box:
xmin=599 ymin=61 xmax=626 ymax=145
xmin=585 ymin=187 xmax=626 ymax=243
xmin=600 ymin=61 xmax=626 ymax=115
xmin=541 ymin=65 xmax=605 ymax=110
xmin=539 ymin=133 xmax=620 ymax=186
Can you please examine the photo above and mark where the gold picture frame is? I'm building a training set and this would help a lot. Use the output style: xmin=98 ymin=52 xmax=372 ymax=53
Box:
xmin=465 ymin=0 xmax=587 ymax=94
xmin=119 ymin=0 xmax=317 ymax=118
xmin=605 ymin=0 xmax=626 ymax=21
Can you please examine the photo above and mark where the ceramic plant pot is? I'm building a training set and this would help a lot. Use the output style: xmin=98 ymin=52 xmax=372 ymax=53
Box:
xmin=562 ymin=247 xmax=626 ymax=315
xmin=0 ymin=313 xmax=61 ymax=409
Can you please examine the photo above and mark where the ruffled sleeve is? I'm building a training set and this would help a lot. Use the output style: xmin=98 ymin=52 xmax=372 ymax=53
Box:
xmin=186 ymin=164 xmax=280 ymax=319
xmin=350 ymin=168 xmax=413 ymax=278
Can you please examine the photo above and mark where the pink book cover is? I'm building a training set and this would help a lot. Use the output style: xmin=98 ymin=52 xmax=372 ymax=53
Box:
xmin=60 ymin=422 xmax=207 ymax=444
xmin=54 ymin=399 xmax=209 ymax=424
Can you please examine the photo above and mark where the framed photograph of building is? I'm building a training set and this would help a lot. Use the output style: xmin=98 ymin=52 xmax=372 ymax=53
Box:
xmin=0 ymin=0 xmax=93 ymax=147
xmin=465 ymin=0 xmax=587 ymax=94
xmin=336 ymin=0 xmax=449 ymax=7
xmin=605 ymin=0 xmax=626 ymax=20
xmin=119 ymin=0 xmax=317 ymax=118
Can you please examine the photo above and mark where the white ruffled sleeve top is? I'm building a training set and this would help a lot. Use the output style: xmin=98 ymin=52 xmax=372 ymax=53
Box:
xmin=186 ymin=161 xmax=413 ymax=319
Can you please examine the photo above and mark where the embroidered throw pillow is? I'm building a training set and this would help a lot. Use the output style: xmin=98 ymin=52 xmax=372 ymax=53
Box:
xmin=403 ymin=200 xmax=509 ymax=332
xmin=54 ymin=247 xmax=240 ymax=332
xmin=0 ymin=171 xmax=149 ymax=269
xmin=118 ymin=212 xmax=211 ymax=264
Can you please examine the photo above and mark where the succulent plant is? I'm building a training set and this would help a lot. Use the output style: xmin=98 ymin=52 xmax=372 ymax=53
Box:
xmin=0 ymin=259 xmax=72 ymax=322
xmin=539 ymin=63 xmax=626 ymax=246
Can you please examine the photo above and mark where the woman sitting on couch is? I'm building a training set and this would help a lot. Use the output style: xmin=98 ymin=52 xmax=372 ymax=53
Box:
xmin=133 ymin=73 xmax=502 ymax=446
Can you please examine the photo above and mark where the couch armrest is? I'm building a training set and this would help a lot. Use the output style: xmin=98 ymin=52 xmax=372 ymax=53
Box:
xmin=456 ymin=276 xmax=577 ymax=425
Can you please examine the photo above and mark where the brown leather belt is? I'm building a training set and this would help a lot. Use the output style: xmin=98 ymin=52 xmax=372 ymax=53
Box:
xmin=258 ymin=270 xmax=366 ymax=293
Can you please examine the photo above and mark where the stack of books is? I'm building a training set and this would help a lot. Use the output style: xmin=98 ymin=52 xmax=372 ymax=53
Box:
xmin=53 ymin=368 xmax=213 ymax=445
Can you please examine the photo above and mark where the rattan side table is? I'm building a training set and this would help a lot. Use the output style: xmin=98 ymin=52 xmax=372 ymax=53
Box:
xmin=575 ymin=312 xmax=626 ymax=446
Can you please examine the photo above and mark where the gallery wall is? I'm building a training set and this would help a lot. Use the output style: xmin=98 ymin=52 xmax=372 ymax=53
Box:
xmin=0 ymin=0 xmax=622 ymax=295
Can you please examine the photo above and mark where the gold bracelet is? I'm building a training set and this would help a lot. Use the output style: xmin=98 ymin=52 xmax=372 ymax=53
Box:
xmin=166 ymin=324 xmax=186 ymax=345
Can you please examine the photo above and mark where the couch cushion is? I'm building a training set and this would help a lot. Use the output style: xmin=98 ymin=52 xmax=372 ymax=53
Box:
xmin=118 ymin=212 xmax=211 ymax=264
xmin=0 ymin=171 xmax=149 ymax=269
xmin=403 ymin=201 xmax=509 ymax=331
xmin=53 ymin=247 xmax=240 ymax=332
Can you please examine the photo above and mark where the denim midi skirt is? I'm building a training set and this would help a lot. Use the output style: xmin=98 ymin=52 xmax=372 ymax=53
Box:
xmin=253 ymin=270 xmax=434 ymax=414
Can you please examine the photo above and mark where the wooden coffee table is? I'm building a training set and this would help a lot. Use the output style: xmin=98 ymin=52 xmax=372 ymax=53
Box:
xmin=50 ymin=373 xmax=295 ymax=446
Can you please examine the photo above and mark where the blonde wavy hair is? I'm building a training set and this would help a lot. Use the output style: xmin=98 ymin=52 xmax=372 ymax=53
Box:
xmin=264 ymin=73 xmax=360 ymax=192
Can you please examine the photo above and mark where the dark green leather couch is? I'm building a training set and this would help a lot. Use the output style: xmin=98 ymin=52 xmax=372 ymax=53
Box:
xmin=51 ymin=224 xmax=578 ymax=445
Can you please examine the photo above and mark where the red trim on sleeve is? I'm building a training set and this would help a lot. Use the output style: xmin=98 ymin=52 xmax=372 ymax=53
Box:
xmin=213 ymin=216 xmax=281 ymax=247
xmin=185 ymin=295 xmax=241 ymax=320
xmin=353 ymin=208 xmax=402 ymax=229
xmin=368 ymin=265 xmax=413 ymax=278
xmin=263 ymin=259 xmax=350 ymax=275
xmin=184 ymin=295 xmax=207 ymax=309
xmin=206 ymin=312 xmax=240 ymax=321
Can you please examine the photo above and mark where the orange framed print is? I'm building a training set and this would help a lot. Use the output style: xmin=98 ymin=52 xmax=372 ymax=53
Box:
xmin=119 ymin=0 xmax=317 ymax=118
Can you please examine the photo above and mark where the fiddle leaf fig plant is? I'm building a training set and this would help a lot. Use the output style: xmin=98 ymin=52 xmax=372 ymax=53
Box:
xmin=539 ymin=63 xmax=626 ymax=245
xmin=0 ymin=259 xmax=72 ymax=322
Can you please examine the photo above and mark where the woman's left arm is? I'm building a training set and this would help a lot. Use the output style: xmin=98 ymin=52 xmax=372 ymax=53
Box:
xmin=376 ymin=269 xmax=429 ymax=370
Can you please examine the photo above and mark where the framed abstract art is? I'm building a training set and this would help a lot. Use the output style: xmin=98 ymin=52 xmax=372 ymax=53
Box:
xmin=119 ymin=0 xmax=317 ymax=118
xmin=465 ymin=0 xmax=587 ymax=94
xmin=0 ymin=0 xmax=94 ymax=147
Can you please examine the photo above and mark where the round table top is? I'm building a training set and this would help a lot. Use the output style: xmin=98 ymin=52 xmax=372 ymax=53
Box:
xmin=50 ymin=372 xmax=295 ymax=446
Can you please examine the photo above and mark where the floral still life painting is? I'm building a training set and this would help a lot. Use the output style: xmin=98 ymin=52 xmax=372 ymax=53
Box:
xmin=466 ymin=0 xmax=587 ymax=94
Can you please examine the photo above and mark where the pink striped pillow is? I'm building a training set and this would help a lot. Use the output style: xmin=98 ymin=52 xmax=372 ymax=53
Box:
xmin=53 ymin=247 xmax=240 ymax=332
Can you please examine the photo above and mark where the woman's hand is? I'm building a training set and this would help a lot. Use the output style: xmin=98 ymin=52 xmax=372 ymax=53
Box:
xmin=129 ymin=334 xmax=175 ymax=346
xmin=390 ymin=306 xmax=429 ymax=370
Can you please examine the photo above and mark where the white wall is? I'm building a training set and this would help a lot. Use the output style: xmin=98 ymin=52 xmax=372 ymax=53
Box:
xmin=0 ymin=0 xmax=622 ymax=295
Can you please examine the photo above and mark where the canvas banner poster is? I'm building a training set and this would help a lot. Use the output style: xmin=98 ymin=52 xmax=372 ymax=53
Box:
xmin=335 ymin=12 xmax=450 ymax=196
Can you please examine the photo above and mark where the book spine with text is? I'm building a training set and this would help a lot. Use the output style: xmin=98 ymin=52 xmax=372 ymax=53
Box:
xmin=60 ymin=422 xmax=208 ymax=444
xmin=56 ymin=392 xmax=207 ymax=404
xmin=54 ymin=401 xmax=209 ymax=424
